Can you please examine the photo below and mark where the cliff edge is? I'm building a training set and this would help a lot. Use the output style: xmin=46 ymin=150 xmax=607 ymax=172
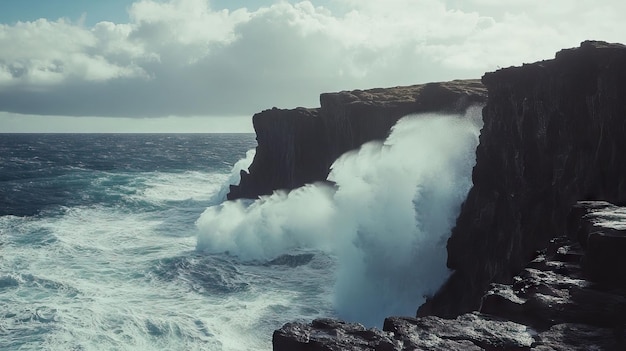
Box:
xmin=227 ymin=80 xmax=487 ymax=200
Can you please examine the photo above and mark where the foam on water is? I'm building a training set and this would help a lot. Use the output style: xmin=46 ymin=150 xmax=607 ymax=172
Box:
xmin=127 ymin=171 xmax=230 ymax=205
xmin=0 ymin=161 xmax=332 ymax=350
xmin=196 ymin=107 xmax=483 ymax=326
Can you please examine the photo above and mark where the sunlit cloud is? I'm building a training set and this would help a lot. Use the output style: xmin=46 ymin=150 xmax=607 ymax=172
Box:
xmin=0 ymin=0 xmax=624 ymax=122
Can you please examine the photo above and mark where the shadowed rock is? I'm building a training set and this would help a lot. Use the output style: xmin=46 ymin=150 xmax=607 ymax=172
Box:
xmin=420 ymin=40 xmax=626 ymax=318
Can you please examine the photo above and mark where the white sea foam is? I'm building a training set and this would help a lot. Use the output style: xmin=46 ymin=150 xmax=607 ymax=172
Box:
xmin=0 ymin=183 xmax=331 ymax=350
xmin=196 ymin=106 xmax=483 ymax=326
xmin=124 ymin=171 xmax=230 ymax=204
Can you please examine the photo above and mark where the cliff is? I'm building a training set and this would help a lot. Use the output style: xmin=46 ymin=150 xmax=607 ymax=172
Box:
xmin=271 ymin=40 xmax=626 ymax=350
xmin=227 ymin=80 xmax=487 ymax=199
xmin=419 ymin=40 xmax=626 ymax=317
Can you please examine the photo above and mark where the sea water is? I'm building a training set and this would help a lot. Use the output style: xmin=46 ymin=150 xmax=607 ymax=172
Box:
xmin=0 ymin=108 xmax=482 ymax=350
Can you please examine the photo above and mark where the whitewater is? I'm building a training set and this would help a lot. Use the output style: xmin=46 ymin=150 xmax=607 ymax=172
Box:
xmin=0 ymin=107 xmax=482 ymax=350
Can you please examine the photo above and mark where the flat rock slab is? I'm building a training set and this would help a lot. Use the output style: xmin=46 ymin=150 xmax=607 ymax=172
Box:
xmin=533 ymin=323 xmax=625 ymax=351
xmin=384 ymin=313 xmax=535 ymax=350
xmin=568 ymin=201 xmax=626 ymax=286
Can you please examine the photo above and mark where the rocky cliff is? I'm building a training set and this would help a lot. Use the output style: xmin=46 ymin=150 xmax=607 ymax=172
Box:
xmin=227 ymin=80 xmax=487 ymax=199
xmin=270 ymin=40 xmax=626 ymax=350
xmin=273 ymin=201 xmax=626 ymax=350
xmin=418 ymin=40 xmax=626 ymax=318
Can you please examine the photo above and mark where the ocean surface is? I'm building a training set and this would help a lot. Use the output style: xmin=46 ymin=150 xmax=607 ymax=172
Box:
xmin=0 ymin=109 xmax=482 ymax=350
xmin=0 ymin=133 xmax=335 ymax=351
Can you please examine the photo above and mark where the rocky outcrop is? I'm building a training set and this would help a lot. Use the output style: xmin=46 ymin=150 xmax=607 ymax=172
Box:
xmin=227 ymin=80 xmax=487 ymax=200
xmin=273 ymin=201 xmax=626 ymax=350
xmin=274 ymin=313 xmax=536 ymax=351
xmin=419 ymin=40 xmax=626 ymax=317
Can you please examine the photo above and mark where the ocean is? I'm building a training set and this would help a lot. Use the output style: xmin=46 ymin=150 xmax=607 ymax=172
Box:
xmin=0 ymin=109 xmax=482 ymax=350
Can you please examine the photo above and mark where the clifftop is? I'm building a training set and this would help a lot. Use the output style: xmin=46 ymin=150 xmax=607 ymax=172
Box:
xmin=320 ymin=79 xmax=486 ymax=109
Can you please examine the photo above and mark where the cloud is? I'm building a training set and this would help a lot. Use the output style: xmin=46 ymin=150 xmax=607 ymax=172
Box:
xmin=0 ymin=19 xmax=145 ymax=87
xmin=0 ymin=0 xmax=625 ymax=118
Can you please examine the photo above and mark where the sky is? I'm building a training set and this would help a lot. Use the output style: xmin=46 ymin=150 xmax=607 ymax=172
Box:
xmin=0 ymin=0 xmax=625 ymax=132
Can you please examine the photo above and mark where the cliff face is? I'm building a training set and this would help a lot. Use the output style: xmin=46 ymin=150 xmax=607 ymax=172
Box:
xmin=264 ymin=40 xmax=626 ymax=350
xmin=419 ymin=41 xmax=626 ymax=317
xmin=227 ymin=107 xmax=326 ymax=199
xmin=227 ymin=80 xmax=487 ymax=200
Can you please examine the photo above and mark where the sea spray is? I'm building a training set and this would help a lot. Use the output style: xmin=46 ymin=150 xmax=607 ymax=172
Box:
xmin=196 ymin=106 xmax=483 ymax=326
xmin=208 ymin=149 xmax=256 ymax=204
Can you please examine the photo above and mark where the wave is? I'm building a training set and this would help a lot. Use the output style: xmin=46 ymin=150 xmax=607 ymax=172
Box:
xmin=196 ymin=106 xmax=483 ymax=326
xmin=209 ymin=149 xmax=256 ymax=204
xmin=126 ymin=170 xmax=230 ymax=205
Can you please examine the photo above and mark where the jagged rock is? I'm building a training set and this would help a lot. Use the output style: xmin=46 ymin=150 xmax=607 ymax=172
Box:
xmin=421 ymin=41 xmax=626 ymax=318
xmin=567 ymin=201 xmax=626 ymax=286
xmin=274 ymin=211 xmax=626 ymax=350
xmin=273 ymin=314 xmax=534 ymax=351
xmin=272 ymin=318 xmax=398 ymax=351
xmin=480 ymin=230 xmax=626 ymax=330
xmin=273 ymin=313 xmax=535 ymax=350
xmin=228 ymin=80 xmax=486 ymax=200
xmin=533 ymin=323 xmax=625 ymax=351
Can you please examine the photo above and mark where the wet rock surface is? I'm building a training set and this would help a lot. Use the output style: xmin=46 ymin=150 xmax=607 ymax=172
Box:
xmin=273 ymin=201 xmax=626 ymax=350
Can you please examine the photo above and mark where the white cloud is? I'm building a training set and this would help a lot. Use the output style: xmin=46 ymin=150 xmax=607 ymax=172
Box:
xmin=0 ymin=19 xmax=146 ymax=87
xmin=0 ymin=0 xmax=625 ymax=120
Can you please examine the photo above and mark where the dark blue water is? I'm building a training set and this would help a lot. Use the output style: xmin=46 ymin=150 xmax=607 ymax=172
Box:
xmin=0 ymin=134 xmax=255 ymax=216
xmin=0 ymin=133 xmax=335 ymax=351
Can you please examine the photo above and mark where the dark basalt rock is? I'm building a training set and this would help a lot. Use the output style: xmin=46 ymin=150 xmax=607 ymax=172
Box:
xmin=420 ymin=40 xmax=626 ymax=318
xmin=227 ymin=107 xmax=325 ymax=200
xmin=273 ymin=314 xmax=534 ymax=351
xmin=568 ymin=201 xmax=626 ymax=286
xmin=533 ymin=323 xmax=623 ymax=351
xmin=273 ymin=202 xmax=626 ymax=350
xmin=227 ymin=80 xmax=487 ymax=200
xmin=273 ymin=318 xmax=399 ymax=351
